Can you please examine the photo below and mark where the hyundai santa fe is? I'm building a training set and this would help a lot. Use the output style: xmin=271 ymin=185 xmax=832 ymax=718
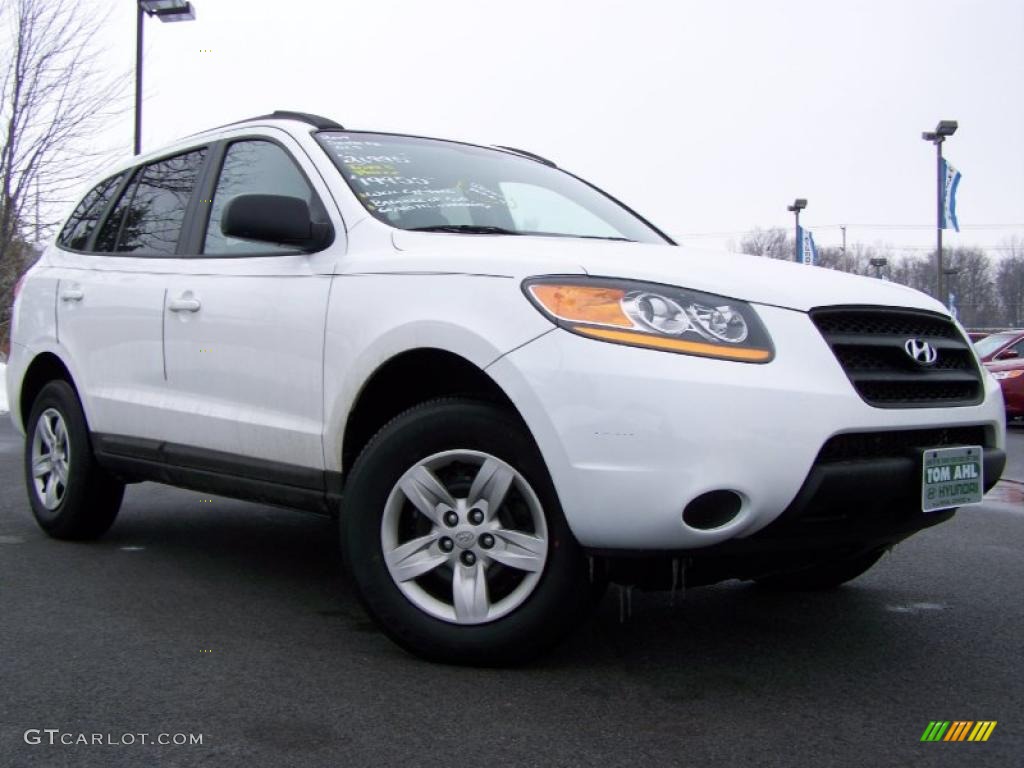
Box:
xmin=5 ymin=111 xmax=1007 ymax=663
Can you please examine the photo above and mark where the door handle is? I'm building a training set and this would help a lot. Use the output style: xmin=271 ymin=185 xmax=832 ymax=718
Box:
xmin=168 ymin=296 xmax=201 ymax=313
xmin=60 ymin=288 xmax=84 ymax=302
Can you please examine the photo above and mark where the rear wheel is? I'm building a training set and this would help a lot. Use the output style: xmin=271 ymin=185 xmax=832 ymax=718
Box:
xmin=24 ymin=380 xmax=124 ymax=540
xmin=755 ymin=549 xmax=886 ymax=590
xmin=342 ymin=399 xmax=596 ymax=665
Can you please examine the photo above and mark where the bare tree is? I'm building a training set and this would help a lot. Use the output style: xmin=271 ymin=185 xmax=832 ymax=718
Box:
xmin=941 ymin=247 xmax=998 ymax=327
xmin=0 ymin=0 xmax=126 ymax=351
xmin=817 ymin=242 xmax=890 ymax=276
xmin=889 ymin=254 xmax=934 ymax=295
xmin=737 ymin=227 xmax=791 ymax=260
xmin=995 ymin=237 xmax=1024 ymax=328
xmin=885 ymin=249 xmax=1002 ymax=327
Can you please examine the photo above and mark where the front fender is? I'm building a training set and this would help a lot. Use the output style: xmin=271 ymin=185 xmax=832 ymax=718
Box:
xmin=323 ymin=318 xmax=549 ymax=474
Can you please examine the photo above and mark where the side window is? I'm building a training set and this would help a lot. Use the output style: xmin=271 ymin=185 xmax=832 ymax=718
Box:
xmin=94 ymin=172 xmax=140 ymax=252
xmin=203 ymin=140 xmax=314 ymax=256
xmin=58 ymin=173 xmax=125 ymax=251
xmin=94 ymin=148 xmax=207 ymax=255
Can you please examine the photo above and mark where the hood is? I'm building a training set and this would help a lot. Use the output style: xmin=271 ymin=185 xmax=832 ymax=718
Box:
xmin=389 ymin=231 xmax=946 ymax=314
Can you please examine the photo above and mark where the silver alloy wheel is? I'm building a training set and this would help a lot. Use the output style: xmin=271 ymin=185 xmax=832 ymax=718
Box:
xmin=31 ymin=408 xmax=71 ymax=510
xmin=381 ymin=450 xmax=549 ymax=625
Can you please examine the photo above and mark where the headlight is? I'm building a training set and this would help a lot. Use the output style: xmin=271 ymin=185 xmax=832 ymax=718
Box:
xmin=991 ymin=370 xmax=1023 ymax=381
xmin=523 ymin=276 xmax=774 ymax=363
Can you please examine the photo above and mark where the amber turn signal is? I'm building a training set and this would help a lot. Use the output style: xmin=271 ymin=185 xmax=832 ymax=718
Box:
xmin=527 ymin=284 xmax=634 ymax=329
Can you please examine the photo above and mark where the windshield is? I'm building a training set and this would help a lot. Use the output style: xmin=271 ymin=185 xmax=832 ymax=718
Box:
xmin=317 ymin=132 xmax=670 ymax=244
xmin=974 ymin=331 xmax=1018 ymax=357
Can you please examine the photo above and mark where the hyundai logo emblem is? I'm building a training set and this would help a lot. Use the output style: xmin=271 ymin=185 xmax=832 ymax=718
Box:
xmin=904 ymin=338 xmax=938 ymax=366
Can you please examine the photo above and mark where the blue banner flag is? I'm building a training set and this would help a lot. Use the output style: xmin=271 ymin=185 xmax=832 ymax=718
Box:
xmin=797 ymin=226 xmax=818 ymax=265
xmin=941 ymin=158 xmax=962 ymax=232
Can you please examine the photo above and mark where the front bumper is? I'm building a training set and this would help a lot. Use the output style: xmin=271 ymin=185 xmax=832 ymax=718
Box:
xmin=591 ymin=444 xmax=1005 ymax=588
xmin=487 ymin=303 xmax=1006 ymax=550
xmin=687 ymin=442 xmax=1006 ymax=554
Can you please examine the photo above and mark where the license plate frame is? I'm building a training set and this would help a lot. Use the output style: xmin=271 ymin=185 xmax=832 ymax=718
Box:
xmin=922 ymin=445 xmax=984 ymax=512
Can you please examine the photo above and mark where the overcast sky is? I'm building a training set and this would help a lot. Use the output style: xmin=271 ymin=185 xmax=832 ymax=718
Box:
xmin=86 ymin=0 xmax=1024 ymax=255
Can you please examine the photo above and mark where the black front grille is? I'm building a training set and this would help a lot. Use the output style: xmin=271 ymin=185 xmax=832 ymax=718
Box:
xmin=817 ymin=426 xmax=989 ymax=463
xmin=811 ymin=306 xmax=983 ymax=408
xmin=812 ymin=311 xmax=960 ymax=338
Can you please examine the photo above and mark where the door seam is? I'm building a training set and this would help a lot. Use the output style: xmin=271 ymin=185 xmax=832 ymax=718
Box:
xmin=161 ymin=287 xmax=168 ymax=380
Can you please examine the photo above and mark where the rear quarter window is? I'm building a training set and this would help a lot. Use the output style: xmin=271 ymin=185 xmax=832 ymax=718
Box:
xmin=57 ymin=174 xmax=125 ymax=251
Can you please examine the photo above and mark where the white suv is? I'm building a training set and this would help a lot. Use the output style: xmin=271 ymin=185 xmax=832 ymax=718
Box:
xmin=5 ymin=111 xmax=1007 ymax=663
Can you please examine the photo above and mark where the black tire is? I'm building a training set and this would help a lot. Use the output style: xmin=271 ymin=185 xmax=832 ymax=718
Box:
xmin=341 ymin=398 xmax=596 ymax=665
xmin=23 ymin=380 xmax=124 ymax=540
xmin=755 ymin=549 xmax=886 ymax=591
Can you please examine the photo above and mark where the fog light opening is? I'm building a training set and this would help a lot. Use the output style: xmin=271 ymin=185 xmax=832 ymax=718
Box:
xmin=682 ymin=490 xmax=743 ymax=530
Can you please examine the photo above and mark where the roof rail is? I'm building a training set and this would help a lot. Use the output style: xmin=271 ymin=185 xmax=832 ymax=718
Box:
xmin=183 ymin=110 xmax=343 ymax=140
xmin=494 ymin=145 xmax=557 ymax=167
xmin=265 ymin=110 xmax=343 ymax=129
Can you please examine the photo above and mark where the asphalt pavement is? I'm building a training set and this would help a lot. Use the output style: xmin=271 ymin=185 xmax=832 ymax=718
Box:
xmin=1 ymin=417 xmax=1021 ymax=768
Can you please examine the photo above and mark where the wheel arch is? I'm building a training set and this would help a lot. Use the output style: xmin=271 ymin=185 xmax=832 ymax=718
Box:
xmin=339 ymin=347 xmax=526 ymax=477
xmin=17 ymin=351 xmax=81 ymax=433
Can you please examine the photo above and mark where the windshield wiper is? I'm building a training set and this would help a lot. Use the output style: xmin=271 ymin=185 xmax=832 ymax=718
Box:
xmin=407 ymin=225 xmax=635 ymax=242
xmin=407 ymin=224 xmax=521 ymax=235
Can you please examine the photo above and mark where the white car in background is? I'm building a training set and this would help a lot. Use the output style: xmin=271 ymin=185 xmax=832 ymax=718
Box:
xmin=4 ymin=111 xmax=1007 ymax=663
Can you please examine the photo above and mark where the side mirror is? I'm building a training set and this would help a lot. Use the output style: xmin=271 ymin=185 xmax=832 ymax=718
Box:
xmin=996 ymin=349 xmax=1019 ymax=360
xmin=221 ymin=194 xmax=332 ymax=252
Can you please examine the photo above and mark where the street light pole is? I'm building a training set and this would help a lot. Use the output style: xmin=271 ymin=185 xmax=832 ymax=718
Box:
xmin=134 ymin=5 xmax=144 ymax=155
xmin=921 ymin=120 xmax=958 ymax=304
xmin=935 ymin=137 xmax=943 ymax=299
xmin=787 ymin=198 xmax=807 ymax=262
xmin=134 ymin=1 xmax=197 ymax=156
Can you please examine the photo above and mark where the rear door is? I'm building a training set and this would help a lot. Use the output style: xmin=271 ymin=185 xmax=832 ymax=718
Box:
xmin=161 ymin=131 xmax=340 ymax=476
xmin=53 ymin=148 xmax=208 ymax=439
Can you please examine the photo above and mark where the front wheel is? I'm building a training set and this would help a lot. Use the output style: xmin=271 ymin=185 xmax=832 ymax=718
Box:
xmin=341 ymin=399 xmax=596 ymax=665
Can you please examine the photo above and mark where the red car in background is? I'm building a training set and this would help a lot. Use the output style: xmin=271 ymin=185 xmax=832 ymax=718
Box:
xmin=987 ymin=360 xmax=1023 ymax=420
xmin=974 ymin=329 xmax=1024 ymax=363
xmin=974 ymin=330 xmax=1024 ymax=420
